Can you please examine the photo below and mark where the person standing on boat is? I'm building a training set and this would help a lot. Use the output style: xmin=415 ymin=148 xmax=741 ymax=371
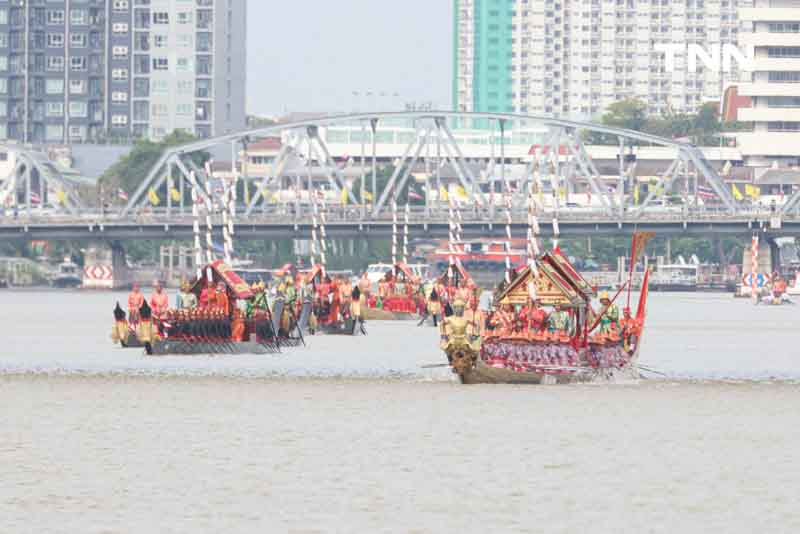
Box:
xmin=597 ymin=291 xmax=620 ymax=334
xmin=200 ymin=280 xmax=214 ymax=308
xmin=527 ymin=298 xmax=548 ymax=333
xmin=548 ymin=305 xmax=573 ymax=335
xmin=127 ymin=283 xmax=145 ymax=323
xmin=358 ymin=273 xmax=371 ymax=303
xmin=620 ymin=307 xmax=641 ymax=352
xmin=214 ymin=281 xmax=230 ymax=316
xmin=150 ymin=281 xmax=169 ymax=318
xmin=425 ymin=288 xmax=442 ymax=326
xmin=179 ymin=281 xmax=197 ymax=310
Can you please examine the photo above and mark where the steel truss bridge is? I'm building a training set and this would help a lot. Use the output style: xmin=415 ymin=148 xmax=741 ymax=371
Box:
xmin=1 ymin=112 xmax=798 ymax=242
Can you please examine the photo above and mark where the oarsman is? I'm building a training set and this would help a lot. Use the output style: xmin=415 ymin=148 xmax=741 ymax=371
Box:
xmin=200 ymin=280 xmax=214 ymax=308
xmin=214 ymin=281 xmax=230 ymax=316
xmin=462 ymin=294 xmax=483 ymax=339
xmin=179 ymin=281 xmax=197 ymax=310
xmin=619 ymin=307 xmax=641 ymax=349
xmin=548 ymin=305 xmax=573 ymax=335
xmin=597 ymin=291 xmax=620 ymax=334
xmin=527 ymin=298 xmax=548 ymax=333
xmin=127 ymin=283 xmax=144 ymax=323
xmin=358 ymin=272 xmax=371 ymax=303
xmin=150 ymin=281 xmax=169 ymax=318
xmin=490 ymin=298 xmax=515 ymax=337
xmin=426 ymin=288 xmax=442 ymax=326
xmin=350 ymin=285 xmax=362 ymax=320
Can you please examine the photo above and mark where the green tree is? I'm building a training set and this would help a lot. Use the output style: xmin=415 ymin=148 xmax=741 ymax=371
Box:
xmin=98 ymin=131 xmax=210 ymax=200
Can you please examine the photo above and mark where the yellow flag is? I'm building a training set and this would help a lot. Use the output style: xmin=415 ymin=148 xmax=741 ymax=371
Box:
xmin=633 ymin=184 xmax=640 ymax=205
xmin=732 ymin=184 xmax=744 ymax=201
xmin=170 ymin=187 xmax=181 ymax=202
xmin=455 ymin=186 xmax=467 ymax=200
xmin=340 ymin=187 xmax=349 ymax=205
xmin=243 ymin=182 xmax=250 ymax=205
xmin=745 ymin=184 xmax=760 ymax=199
xmin=270 ymin=192 xmax=280 ymax=203
xmin=363 ymin=190 xmax=374 ymax=201
xmin=56 ymin=190 xmax=66 ymax=204
xmin=148 ymin=188 xmax=160 ymax=206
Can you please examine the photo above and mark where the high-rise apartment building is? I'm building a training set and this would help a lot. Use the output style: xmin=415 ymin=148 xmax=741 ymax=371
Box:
xmin=0 ymin=0 xmax=246 ymax=144
xmin=454 ymin=0 xmax=748 ymax=119
xmin=735 ymin=0 xmax=800 ymax=167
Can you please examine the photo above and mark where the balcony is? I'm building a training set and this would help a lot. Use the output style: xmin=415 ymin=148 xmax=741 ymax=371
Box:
xmin=737 ymin=107 xmax=800 ymax=122
xmin=736 ymin=131 xmax=800 ymax=156
xmin=740 ymin=8 xmax=800 ymax=22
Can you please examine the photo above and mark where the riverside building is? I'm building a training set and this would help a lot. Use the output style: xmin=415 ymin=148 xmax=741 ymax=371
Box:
xmin=0 ymin=0 xmax=246 ymax=143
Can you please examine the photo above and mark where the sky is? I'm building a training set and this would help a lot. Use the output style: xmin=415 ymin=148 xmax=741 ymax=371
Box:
xmin=246 ymin=0 xmax=453 ymax=117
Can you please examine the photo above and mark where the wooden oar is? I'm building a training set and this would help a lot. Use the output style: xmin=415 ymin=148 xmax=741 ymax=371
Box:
xmin=420 ymin=363 xmax=450 ymax=369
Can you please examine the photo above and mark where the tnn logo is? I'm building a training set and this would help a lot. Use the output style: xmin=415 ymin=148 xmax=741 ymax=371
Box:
xmin=655 ymin=44 xmax=754 ymax=73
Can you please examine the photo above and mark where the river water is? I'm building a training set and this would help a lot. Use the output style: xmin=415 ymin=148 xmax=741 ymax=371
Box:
xmin=2 ymin=291 xmax=799 ymax=532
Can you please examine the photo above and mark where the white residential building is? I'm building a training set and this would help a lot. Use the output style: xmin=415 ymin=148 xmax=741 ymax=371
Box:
xmin=735 ymin=0 xmax=800 ymax=168
xmin=454 ymin=0 xmax=749 ymax=119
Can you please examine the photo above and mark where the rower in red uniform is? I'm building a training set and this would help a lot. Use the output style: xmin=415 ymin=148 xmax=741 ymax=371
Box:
xmin=150 ymin=281 xmax=169 ymax=318
xmin=199 ymin=280 xmax=213 ymax=308
xmin=358 ymin=273 xmax=371 ymax=302
xmin=214 ymin=281 xmax=230 ymax=316
xmin=127 ymin=283 xmax=145 ymax=323
xmin=528 ymin=298 xmax=548 ymax=332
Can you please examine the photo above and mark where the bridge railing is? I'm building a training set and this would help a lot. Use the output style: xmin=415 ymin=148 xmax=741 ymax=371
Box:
xmin=0 ymin=203 xmax=789 ymax=226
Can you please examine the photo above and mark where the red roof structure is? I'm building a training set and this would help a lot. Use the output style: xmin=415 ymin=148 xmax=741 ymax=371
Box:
xmin=191 ymin=260 xmax=254 ymax=299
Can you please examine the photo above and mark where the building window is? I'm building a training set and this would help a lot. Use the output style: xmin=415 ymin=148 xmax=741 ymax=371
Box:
xmin=768 ymin=23 xmax=800 ymax=33
xmin=46 ymin=79 xmax=64 ymax=94
xmin=46 ymin=102 xmax=64 ymax=117
xmin=768 ymin=121 xmax=800 ymax=131
xmin=69 ymin=101 xmax=88 ymax=118
xmin=767 ymin=47 xmax=800 ymax=58
xmin=70 ymin=9 xmax=88 ymax=25
xmin=769 ymin=71 xmax=800 ymax=83
xmin=69 ymin=79 xmax=86 ymax=94
xmin=0 ymin=78 xmax=6 ymax=94
xmin=47 ymin=33 xmax=64 ymax=48
xmin=70 ymin=33 xmax=88 ymax=48
xmin=134 ymin=101 xmax=149 ymax=121
xmin=177 ymin=57 xmax=191 ymax=71
xmin=112 ymin=91 xmax=128 ymax=103
xmin=112 ymin=114 xmax=129 ymax=126
xmin=113 ymin=46 xmax=129 ymax=58
xmin=152 ymin=57 xmax=169 ymax=70
xmin=767 ymin=96 xmax=800 ymax=108
xmin=134 ymin=78 xmax=149 ymax=97
xmin=177 ymin=80 xmax=193 ymax=94
xmin=46 ymin=125 xmax=64 ymax=141
xmin=47 ymin=56 xmax=64 ymax=71
xmin=69 ymin=125 xmax=86 ymax=139
xmin=113 ymin=0 xmax=130 ymax=11
xmin=70 ymin=56 xmax=87 ymax=71
xmin=112 ymin=23 xmax=129 ymax=33
xmin=47 ymin=10 xmax=65 ymax=24
xmin=177 ymin=12 xmax=193 ymax=24
xmin=154 ymin=35 xmax=168 ymax=48
xmin=153 ymin=12 xmax=169 ymax=24
xmin=152 ymin=79 xmax=168 ymax=93
xmin=151 ymin=103 xmax=168 ymax=117
xmin=176 ymin=103 xmax=193 ymax=115
xmin=112 ymin=68 xmax=129 ymax=80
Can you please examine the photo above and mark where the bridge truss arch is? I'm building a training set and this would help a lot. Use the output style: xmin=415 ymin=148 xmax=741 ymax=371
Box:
xmin=120 ymin=111 xmax=738 ymax=220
